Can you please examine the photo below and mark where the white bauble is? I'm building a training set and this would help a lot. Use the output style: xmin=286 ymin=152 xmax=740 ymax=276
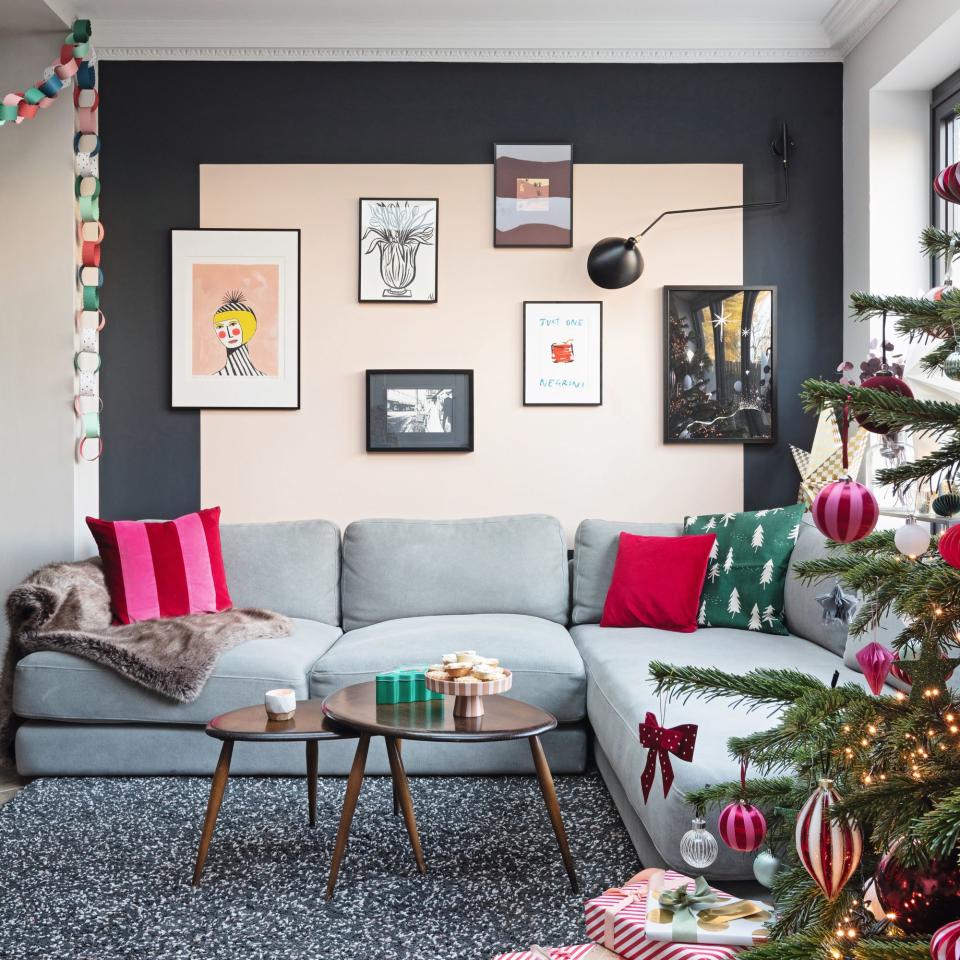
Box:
xmin=894 ymin=520 xmax=930 ymax=558
xmin=752 ymin=849 xmax=781 ymax=888
xmin=733 ymin=380 xmax=742 ymax=393
xmin=682 ymin=374 xmax=693 ymax=391
xmin=680 ymin=817 xmax=718 ymax=870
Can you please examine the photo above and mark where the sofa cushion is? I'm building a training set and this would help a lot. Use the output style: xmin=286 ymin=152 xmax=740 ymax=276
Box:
xmin=570 ymin=622 xmax=875 ymax=880
xmin=572 ymin=520 xmax=683 ymax=625
xmin=783 ymin=517 xmax=848 ymax=656
xmin=340 ymin=515 xmax=568 ymax=631
xmin=13 ymin=618 xmax=341 ymax=725
xmin=310 ymin=614 xmax=586 ymax=723
xmin=219 ymin=519 xmax=341 ymax=625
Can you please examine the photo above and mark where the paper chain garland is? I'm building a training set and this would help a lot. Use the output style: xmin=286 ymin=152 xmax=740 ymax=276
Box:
xmin=2 ymin=20 xmax=103 ymax=461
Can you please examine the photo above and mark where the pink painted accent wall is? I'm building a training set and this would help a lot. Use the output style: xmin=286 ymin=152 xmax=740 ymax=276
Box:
xmin=199 ymin=164 xmax=744 ymax=542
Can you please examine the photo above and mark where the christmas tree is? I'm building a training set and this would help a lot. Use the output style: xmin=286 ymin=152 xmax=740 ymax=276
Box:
xmin=650 ymin=224 xmax=960 ymax=960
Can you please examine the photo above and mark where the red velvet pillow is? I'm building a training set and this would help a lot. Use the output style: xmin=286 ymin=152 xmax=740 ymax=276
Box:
xmin=600 ymin=533 xmax=716 ymax=632
xmin=86 ymin=507 xmax=232 ymax=624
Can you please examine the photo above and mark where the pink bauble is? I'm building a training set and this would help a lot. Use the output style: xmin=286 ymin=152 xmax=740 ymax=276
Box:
xmin=855 ymin=641 xmax=894 ymax=695
xmin=932 ymin=919 xmax=960 ymax=960
xmin=718 ymin=800 xmax=767 ymax=852
xmin=795 ymin=779 xmax=862 ymax=900
xmin=812 ymin=479 xmax=879 ymax=543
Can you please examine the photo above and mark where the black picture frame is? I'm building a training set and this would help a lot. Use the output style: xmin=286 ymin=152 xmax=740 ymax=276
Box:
xmin=663 ymin=285 xmax=777 ymax=444
xmin=493 ymin=143 xmax=573 ymax=248
xmin=522 ymin=300 xmax=603 ymax=406
xmin=366 ymin=369 xmax=474 ymax=452
xmin=358 ymin=198 xmax=439 ymax=303
xmin=170 ymin=227 xmax=301 ymax=410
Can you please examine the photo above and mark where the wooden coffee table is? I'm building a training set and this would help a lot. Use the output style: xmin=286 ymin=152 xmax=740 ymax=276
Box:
xmin=321 ymin=681 xmax=578 ymax=897
xmin=192 ymin=700 xmax=357 ymax=886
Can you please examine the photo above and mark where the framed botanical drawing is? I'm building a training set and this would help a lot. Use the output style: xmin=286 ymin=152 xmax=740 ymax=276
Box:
xmin=523 ymin=301 xmax=602 ymax=405
xmin=494 ymin=143 xmax=573 ymax=247
xmin=171 ymin=228 xmax=300 ymax=409
xmin=367 ymin=370 xmax=473 ymax=452
xmin=664 ymin=286 xmax=777 ymax=443
xmin=359 ymin=198 xmax=438 ymax=303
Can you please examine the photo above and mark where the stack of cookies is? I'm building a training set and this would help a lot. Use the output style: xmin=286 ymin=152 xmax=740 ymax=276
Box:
xmin=425 ymin=651 xmax=507 ymax=685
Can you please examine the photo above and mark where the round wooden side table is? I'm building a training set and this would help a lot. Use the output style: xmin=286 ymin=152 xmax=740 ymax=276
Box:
xmin=321 ymin=681 xmax=578 ymax=898
xmin=192 ymin=700 xmax=356 ymax=886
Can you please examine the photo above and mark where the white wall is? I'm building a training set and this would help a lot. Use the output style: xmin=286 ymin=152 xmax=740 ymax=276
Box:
xmin=0 ymin=11 xmax=86 ymax=654
xmin=844 ymin=0 xmax=960 ymax=359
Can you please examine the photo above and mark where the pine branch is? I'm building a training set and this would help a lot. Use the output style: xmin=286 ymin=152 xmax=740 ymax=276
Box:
xmin=911 ymin=785 xmax=960 ymax=858
xmin=802 ymin=380 xmax=960 ymax=439
xmin=649 ymin=662 xmax=827 ymax=710
xmin=875 ymin=438 xmax=960 ymax=493
xmin=919 ymin=225 xmax=960 ymax=261
xmin=850 ymin=291 xmax=942 ymax=325
xmin=682 ymin=777 xmax=803 ymax=815
xmin=918 ymin=337 xmax=958 ymax=373
xmin=743 ymin=934 xmax=835 ymax=960
xmin=853 ymin=941 xmax=932 ymax=960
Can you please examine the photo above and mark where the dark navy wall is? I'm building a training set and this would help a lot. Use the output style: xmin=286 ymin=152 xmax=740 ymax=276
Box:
xmin=101 ymin=61 xmax=842 ymax=518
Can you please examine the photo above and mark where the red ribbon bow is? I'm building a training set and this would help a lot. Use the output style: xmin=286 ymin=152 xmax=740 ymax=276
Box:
xmin=638 ymin=712 xmax=698 ymax=802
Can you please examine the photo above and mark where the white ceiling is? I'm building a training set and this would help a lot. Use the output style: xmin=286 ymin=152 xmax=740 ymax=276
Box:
xmin=39 ymin=0 xmax=900 ymax=61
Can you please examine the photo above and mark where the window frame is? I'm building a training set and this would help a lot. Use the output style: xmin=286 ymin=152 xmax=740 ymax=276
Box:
xmin=931 ymin=67 xmax=960 ymax=285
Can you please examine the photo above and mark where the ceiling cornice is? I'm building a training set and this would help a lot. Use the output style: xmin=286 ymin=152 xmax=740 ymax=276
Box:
xmin=94 ymin=44 xmax=842 ymax=63
xmin=821 ymin=0 xmax=900 ymax=56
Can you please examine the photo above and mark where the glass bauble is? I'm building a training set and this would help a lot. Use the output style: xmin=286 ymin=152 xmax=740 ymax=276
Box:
xmin=752 ymin=850 xmax=781 ymax=888
xmin=945 ymin=350 xmax=960 ymax=382
xmin=680 ymin=817 xmax=718 ymax=870
xmin=893 ymin=520 xmax=930 ymax=558
xmin=874 ymin=845 xmax=960 ymax=934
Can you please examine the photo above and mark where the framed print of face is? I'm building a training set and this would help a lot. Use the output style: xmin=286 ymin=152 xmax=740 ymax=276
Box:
xmin=171 ymin=229 xmax=300 ymax=409
xmin=523 ymin=301 xmax=602 ymax=405
xmin=664 ymin=286 xmax=777 ymax=443
xmin=359 ymin=198 xmax=438 ymax=303
xmin=494 ymin=144 xmax=573 ymax=247
xmin=367 ymin=370 xmax=473 ymax=452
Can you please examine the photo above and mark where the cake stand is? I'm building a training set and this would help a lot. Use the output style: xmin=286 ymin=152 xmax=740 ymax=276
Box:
xmin=424 ymin=669 xmax=513 ymax=717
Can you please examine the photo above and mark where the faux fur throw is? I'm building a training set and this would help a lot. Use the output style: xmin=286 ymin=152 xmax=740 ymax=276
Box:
xmin=1 ymin=559 xmax=292 ymax=765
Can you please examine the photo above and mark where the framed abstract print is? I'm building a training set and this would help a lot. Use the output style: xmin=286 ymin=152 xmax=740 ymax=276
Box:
xmin=367 ymin=370 xmax=474 ymax=452
xmin=359 ymin=198 xmax=438 ymax=303
xmin=664 ymin=286 xmax=776 ymax=443
xmin=523 ymin=301 xmax=602 ymax=405
xmin=171 ymin=228 xmax=300 ymax=409
xmin=494 ymin=144 xmax=573 ymax=247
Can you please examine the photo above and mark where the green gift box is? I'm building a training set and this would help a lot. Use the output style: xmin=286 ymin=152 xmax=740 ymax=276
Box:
xmin=375 ymin=666 xmax=445 ymax=704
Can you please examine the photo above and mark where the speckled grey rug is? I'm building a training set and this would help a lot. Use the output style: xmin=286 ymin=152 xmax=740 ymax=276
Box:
xmin=0 ymin=773 xmax=639 ymax=960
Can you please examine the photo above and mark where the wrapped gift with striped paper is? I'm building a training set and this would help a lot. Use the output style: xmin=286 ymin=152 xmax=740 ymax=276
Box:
xmin=492 ymin=944 xmax=619 ymax=960
xmin=583 ymin=871 xmax=746 ymax=960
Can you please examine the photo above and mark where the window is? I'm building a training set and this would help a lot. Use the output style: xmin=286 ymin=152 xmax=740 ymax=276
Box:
xmin=932 ymin=68 xmax=960 ymax=284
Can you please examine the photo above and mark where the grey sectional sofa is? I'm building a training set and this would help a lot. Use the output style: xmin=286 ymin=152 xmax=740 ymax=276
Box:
xmin=11 ymin=512 xmax=877 ymax=881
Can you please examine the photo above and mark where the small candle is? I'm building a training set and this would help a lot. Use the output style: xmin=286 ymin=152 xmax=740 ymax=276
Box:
xmin=264 ymin=688 xmax=296 ymax=720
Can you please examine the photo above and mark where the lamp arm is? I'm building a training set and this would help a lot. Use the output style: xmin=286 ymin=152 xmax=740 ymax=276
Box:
xmin=633 ymin=161 xmax=790 ymax=241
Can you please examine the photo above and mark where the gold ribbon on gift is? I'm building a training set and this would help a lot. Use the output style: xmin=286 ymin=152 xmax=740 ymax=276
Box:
xmin=697 ymin=899 xmax=772 ymax=931
xmin=602 ymin=888 xmax=644 ymax=950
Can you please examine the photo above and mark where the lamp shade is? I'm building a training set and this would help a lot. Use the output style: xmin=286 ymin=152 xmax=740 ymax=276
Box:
xmin=587 ymin=236 xmax=644 ymax=289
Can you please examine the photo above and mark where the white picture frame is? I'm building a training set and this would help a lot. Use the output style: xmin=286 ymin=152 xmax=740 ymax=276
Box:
xmin=171 ymin=228 xmax=300 ymax=409
xmin=523 ymin=301 xmax=603 ymax=406
xmin=358 ymin=198 xmax=438 ymax=303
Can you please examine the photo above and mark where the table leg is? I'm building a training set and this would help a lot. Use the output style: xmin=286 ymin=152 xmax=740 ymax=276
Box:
xmin=392 ymin=739 xmax=402 ymax=816
xmin=325 ymin=733 xmax=370 ymax=899
xmin=192 ymin=740 xmax=234 ymax=886
xmin=306 ymin=740 xmax=318 ymax=828
xmin=385 ymin=736 xmax=426 ymax=874
xmin=529 ymin=735 xmax=579 ymax=893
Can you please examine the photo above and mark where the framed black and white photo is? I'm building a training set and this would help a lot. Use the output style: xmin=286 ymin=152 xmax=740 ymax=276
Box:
xmin=171 ymin=228 xmax=300 ymax=409
xmin=359 ymin=198 xmax=438 ymax=303
xmin=366 ymin=370 xmax=473 ymax=452
xmin=664 ymin=286 xmax=776 ymax=443
xmin=494 ymin=144 xmax=573 ymax=247
xmin=523 ymin=301 xmax=602 ymax=405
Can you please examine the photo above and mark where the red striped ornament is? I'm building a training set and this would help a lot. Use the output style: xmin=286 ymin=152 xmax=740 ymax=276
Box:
xmin=795 ymin=778 xmax=863 ymax=900
xmin=718 ymin=801 xmax=767 ymax=853
xmin=931 ymin=919 xmax=960 ymax=960
xmin=812 ymin=478 xmax=879 ymax=544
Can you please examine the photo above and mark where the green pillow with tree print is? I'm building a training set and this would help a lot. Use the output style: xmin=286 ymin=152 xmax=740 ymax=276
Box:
xmin=683 ymin=505 xmax=806 ymax=635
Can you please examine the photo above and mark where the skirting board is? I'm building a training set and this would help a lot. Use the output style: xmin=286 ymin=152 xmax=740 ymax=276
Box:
xmin=15 ymin=721 xmax=587 ymax=777
xmin=595 ymin=743 xmax=765 ymax=897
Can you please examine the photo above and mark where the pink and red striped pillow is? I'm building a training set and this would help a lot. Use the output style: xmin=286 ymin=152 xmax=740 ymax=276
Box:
xmin=86 ymin=507 xmax=232 ymax=624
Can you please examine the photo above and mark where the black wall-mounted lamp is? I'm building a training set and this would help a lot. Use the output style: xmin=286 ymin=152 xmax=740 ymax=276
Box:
xmin=586 ymin=123 xmax=795 ymax=289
